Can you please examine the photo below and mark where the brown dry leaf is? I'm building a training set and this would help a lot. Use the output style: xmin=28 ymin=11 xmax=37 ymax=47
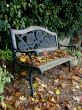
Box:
xmin=35 ymin=77 xmax=41 ymax=83
xmin=5 ymin=96 xmax=16 ymax=105
xmin=5 ymin=102 xmax=15 ymax=109
xmin=79 ymin=96 xmax=82 ymax=103
xmin=72 ymin=76 xmax=80 ymax=81
xmin=20 ymin=70 xmax=28 ymax=77
xmin=15 ymin=100 xmax=23 ymax=108
xmin=72 ymin=81 xmax=80 ymax=89
xmin=73 ymin=107 xmax=77 ymax=110
xmin=16 ymin=105 xmax=25 ymax=110
xmin=19 ymin=96 xmax=26 ymax=101
xmin=5 ymin=87 xmax=15 ymax=95
xmin=48 ymin=90 xmax=54 ymax=95
xmin=49 ymin=97 xmax=56 ymax=103
xmin=61 ymin=83 xmax=67 ymax=89
xmin=73 ymin=96 xmax=80 ymax=102
xmin=15 ymin=91 xmax=22 ymax=98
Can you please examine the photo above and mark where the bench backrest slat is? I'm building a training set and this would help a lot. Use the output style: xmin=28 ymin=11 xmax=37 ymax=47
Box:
xmin=10 ymin=26 xmax=58 ymax=52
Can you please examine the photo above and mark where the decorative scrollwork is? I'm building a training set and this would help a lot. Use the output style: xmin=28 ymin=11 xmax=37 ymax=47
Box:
xmin=16 ymin=30 xmax=57 ymax=51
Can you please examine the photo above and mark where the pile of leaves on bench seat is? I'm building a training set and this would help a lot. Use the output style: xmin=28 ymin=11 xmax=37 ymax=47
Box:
xmin=17 ymin=49 xmax=70 ymax=66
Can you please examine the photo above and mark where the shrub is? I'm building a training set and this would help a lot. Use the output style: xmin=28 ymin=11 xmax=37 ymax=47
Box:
xmin=0 ymin=65 xmax=13 ymax=101
xmin=0 ymin=0 xmax=82 ymax=49
xmin=0 ymin=49 xmax=12 ymax=61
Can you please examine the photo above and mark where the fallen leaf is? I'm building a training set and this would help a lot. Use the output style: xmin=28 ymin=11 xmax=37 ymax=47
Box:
xmin=80 ymin=82 xmax=82 ymax=88
xmin=34 ymin=106 xmax=41 ymax=110
xmin=54 ymin=79 xmax=59 ymax=83
xmin=75 ymin=85 xmax=80 ymax=89
xmin=1 ymin=101 xmax=7 ymax=109
xmin=72 ymin=81 xmax=80 ymax=89
xmin=55 ymin=88 xmax=61 ymax=95
xmin=77 ymin=105 xmax=82 ymax=110
xmin=50 ymin=97 xmax=56 ymax=103
xmin=19 ymin=96 xmax=26 ymax=101
xmin=61 ymin=83 xmax=67 ymax=88
xmin=73 ymin=107 xmax=77 ymax=110
xmin=16 ymin=105 xmax=25 ymax=110
xmin=72 ymin=76 xmax=80 ymax=81
xmin=33 ymin=82 xmax=39 ymax=89
xmin=15 ymin=91 xmax=22 ymax=98
xmin=41 ymin=83 xmax=47 ymax=88
xmin=31 ymin=97 xmax=36 ymax=102
xmin=48 ymin=90 xmax=54 ymax=95
xmin=73 ymin=96 xmax=80 ymax=102
xmin=79 ymin=96 xmax=82 ymax=103
xmin=5 ymin=96 xmax=15 ymax=105
xmin=15 ymin=100 xmax=22 ymax=108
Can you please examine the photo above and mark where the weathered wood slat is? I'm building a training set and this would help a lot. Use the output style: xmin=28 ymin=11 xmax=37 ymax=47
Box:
xmin=38 ymin=57 xmax=75 ymax=73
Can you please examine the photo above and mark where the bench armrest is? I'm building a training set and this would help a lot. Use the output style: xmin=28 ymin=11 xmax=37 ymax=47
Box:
xmin=12 ymin=49 xmax=38 ymax=66
xmin=58 ymin=43 xmax=76 ymax=49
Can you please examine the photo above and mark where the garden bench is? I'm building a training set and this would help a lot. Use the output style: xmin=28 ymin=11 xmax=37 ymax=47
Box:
xmin=10 ymin=26 xmax=75 ymax=96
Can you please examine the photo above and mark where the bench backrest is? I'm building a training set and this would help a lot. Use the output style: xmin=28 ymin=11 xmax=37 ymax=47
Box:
xmin=10 ymin=26 xmax=58 ymax=53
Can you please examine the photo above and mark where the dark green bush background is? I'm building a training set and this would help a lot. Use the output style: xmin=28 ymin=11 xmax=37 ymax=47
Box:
xmin=0 ymin=0 xmax=82 ymax=49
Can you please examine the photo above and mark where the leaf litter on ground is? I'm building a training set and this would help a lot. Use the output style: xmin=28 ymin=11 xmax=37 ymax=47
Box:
xmin=1 ymin=65 xmax=82 ymax=110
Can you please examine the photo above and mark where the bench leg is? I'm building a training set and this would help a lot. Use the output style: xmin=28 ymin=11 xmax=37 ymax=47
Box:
xmin=68 ymin=61 xmax=71 ymax=72
xmin=28 ymin=69 xmax=34 ymax=97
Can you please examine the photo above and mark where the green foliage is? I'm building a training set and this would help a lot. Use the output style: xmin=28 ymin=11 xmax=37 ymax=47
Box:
xmin=0 ymin=65 xmax=13 ymax=101
xmin=0 ymin=49 xmax=12 ymax=61
xmin=67 ymin=48 xmax=82 ymax=58
xmin=0 ymin=0 xmax=82 ymax=49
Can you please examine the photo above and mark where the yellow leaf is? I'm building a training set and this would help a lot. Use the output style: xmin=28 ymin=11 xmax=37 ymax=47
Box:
xmin=33 ymin=82 xmax=39 ymax=89
xmin=54 ymin=79 xmax=59 ymax=83
xmin=34 ymin=106 xmax=41 ymax=110
xmin=31 ymin=97 xmax=36 ymax=102
xmin=77 ymin=106 xmax=82 ymax=110
xmin=19 ymin=56 xmax=27 ymax=63
xmin=1 ymin=101 xmax=7 ymax=109
xmin=55 ymin=89 xmax=61 ymax=95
